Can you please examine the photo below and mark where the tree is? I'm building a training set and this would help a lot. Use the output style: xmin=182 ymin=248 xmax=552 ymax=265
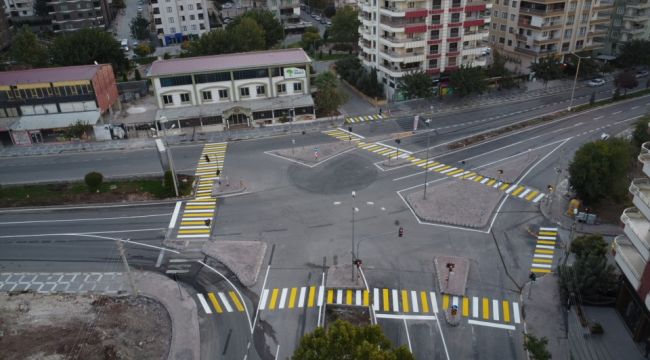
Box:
xmin=50 ymin=28 xmax=130 ymax=75
xmin=84 ymin=171 xmax=104 ymax=193
xmin=615 ymin=70 xmax=638 ymax=95
xmin=33 ymin=0 xmax=49 ymax=17
xmin=632 ymin=115 xmax=650 ymax=148
xmin=134 ymin=42 xmax=153 ymax=57
xmin=449 ymin=65 xmax=487 ymax=96
xmin=323 ymin=5 xmax=336 ymax=18
xmin=575 ymin=56 xmax=601 ymax=79
xmin=9 ymin=26 xmax=49 ymax=68
xmin=568 ymin=138 xmax=633 ymax=205
xmin=301 ymin=27 xmax=321 ymax=52
xmin=64 ymin=120 xmax=92 ymax=139
xmin=368 ymin=67 xmax=383 ymax=98
xmin=617 ymin=40 xmax=650 ymax=69
xmin=228 ymin=17 xmax=266 ymax=52
xmin=130 ymin=14 xmax=150 ymax=40
xmin=134 ymin=69 xmax=142 ymax=81
xmin=185 ymin=29 xmax=233 ymax=56
xmin=570 ymin=234 xmax=608 ymax=258
xmin=329 ymin=6 xmax=360 ymax=45
xmin=487 ymin=50 xmax=517 ymax=89
xmin=524 ymin=334 xmax=551 ymax=360
xmin=398 ymin=71 xmax=434 ymax=99
xmin=314 ymin=71 xmax=347 ymax=116
xmin=228 ymin=10 xmax=283 ymax=48
xmin=112 ymin=0 xmax=126 ymax=9
xmin=292 ymin=320 xmax=415 ymax=360
xmin=529 ymin=56 xmax=563 ymax=88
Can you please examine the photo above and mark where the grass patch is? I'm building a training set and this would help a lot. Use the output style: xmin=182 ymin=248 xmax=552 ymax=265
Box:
xmin=0 ymin=176 xmax=194 ymax=208
xmin=314 ymin=52 xmax=350 ymax=61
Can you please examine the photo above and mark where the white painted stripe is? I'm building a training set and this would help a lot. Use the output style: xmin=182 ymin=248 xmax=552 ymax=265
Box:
xmin=505 ymin=185 xmax=517 ymax=194
xmin=430 ymin=292 xmax=438 ymax=314
xmin=453 ymin=171 xmax=468 ymax=178
xmin=493 ymin=181 xmax=502 ymax=188
xmin=538 ymin=236 xmax=556 ymax=240
xmin=480 ymin=178 xmax=490 ymax=184
xmin=196 ymin=294 xmax=212 ymax=314
xmin=532 ymin=263 xmax=552 ymax=269
xmin=336 ymin=289 xmax=343 ymax=304
xmin=533 ymin=193 xmax=546 ymax=203
xmin=279 ymin=288 xmax=288 ymax=309
xmin=539 ymin=227 xmax=558 ymax=231
xmin=468 ymin=319 xmax=516 ymax=330
xmin=452 ymin=296 xmax=459 ymax=308
xmin=184 ymin=209 xmax=215 ymax=213
xmin=298 ymin=287 xmax=306 ymax=308
xmin=317 ymin=286 xmax=324 ymax=306
xmin=259 ymin=289 xmax=269 ymax=310
xmin=196 ymin=165 xmax=220 ymax=170
xmin=373 ymin=288 xmax=379 ymax=311
xmin=534 ymin=254 xmax=554 ymax=259
xmin=518 ymin=189 xmax=531 ymax=198
xmin=392 ymin=289 xmax=399 ymax=312
xmin=356 ymin=290 xmax=362 ymax=306
xmin=430 ymin=164 xmax=445 ymax=170
xmin=536 ymin=245 xmax=555 ymax=250
xmin=411 ymin=291 xmax=419 ymax=313
xmin=513 ymin=303 xmax=521 ymax=324
xmin=165 ymin=269 xmax=189 ymax=274
xmin=177 ymin=234 xmax=210 ymax=238
xmin=376 ymin=314 xmax=437 ymax=320
xmin=218 ymin=292 xmax=233 ymax=312
xmin=440 ymin=167 xmax=457 ymax=174
xmin=492 ymin=300 xmax=499 ymax=321
xmin=199 ymin=177 xmax=219 ymax=181
xmin=169 ymin=201 xmax=182 ymax=228
xmin=179 ymin=216 xmax=212 ymax=220
xmin=472 ymin=297 xmax=479 ymax=318
xmin=187 ymin=202 xmax=216 ymax=205
xmin=179 ymin=226 xmax=210 ymax=230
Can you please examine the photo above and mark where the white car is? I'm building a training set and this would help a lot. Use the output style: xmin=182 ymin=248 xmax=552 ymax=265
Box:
xmin=314 ymin=15 xmax=321 ymax=21
xmin=636 ymin=70 xmax=649 ymax=78
xmin=137 ymin=6 xmax=142 ymax=11
xmin=222 ymin=2 xmax=233 ymax=8
xmin=587 ymin=78 xmax=605 ymax=87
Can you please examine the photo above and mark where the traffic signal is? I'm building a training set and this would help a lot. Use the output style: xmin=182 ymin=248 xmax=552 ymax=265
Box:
xmin=348 ymin=126 xmax=353 ymax=133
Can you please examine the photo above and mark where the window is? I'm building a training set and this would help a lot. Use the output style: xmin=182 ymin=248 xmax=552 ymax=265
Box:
xmin=180 ymin=93 xmax=190 ymax=103
xmin=499 ymin=36 xmax=505 ymax=43
xmin=492 ymin=22 xmax=497 ymax=29
xmin=179 ymin=5 xmax=183 ymax=10
xmin=429 ymin=59 xmax=438 ymax=68
xmin=509 ymin=27 xmax=513 ymax=33
xmin=170 ymin=27 xmax=176 ymax=32
xmin=507 ymin=39 xmax=512 ymax=46
xmin=510 ymin=14 xmax=515 ymax=20
xmin=501 ymin=12 xmax=507 ymax=19
xmin=233 ymin=68 xmax=268 ymax=80
xmin=564 ymin=29 xmax=572 ymax=37
xmin=451 ymin=13 xmax=460 ymax=22
xmin=579 ymin=27 xmax=586 ymax=35
xmin=500 ymin=24 xmax=506 ymax=31
xmin=166 ymin=6 xmax=172 ymax=12
xmin=200 ymin=23 xmax=205 ymax=30
xmin=163 ymin=94 xmax=173 ymax=104
xmin=183 ymin=26 xmax=188 ymax=31
xmin=155 ymin=18 xmax=162 ymax=24
xmin=503 ymin=0 xmax=508 ymax=5
xmin=277 ymin=83 xmax=287 ymax=94
xmin=613 ymin=18 xmax=621 ymax=26
xmin=450 ymin=28 xmax=459 ymax=37
xmin=195 ymin=72 xmax=231 ymax=83
xmin=512 ymin=0 xmax=517 ymax=7
xmin=432 ymin=0 xmax=441 ymax=8
xmin=430 ymin=30 xmax=439 ymax=39
xmin=190 ymin=14 xmax=195 ymax=20
xmin=197 ymin=3 xmax=202 ymax=9
xmin=617 ymin=6 xmax=624 ymax=14
xmin=169 ymin=17 xmax=174 ymax=23
xmin=198 ymin=13 xmax=204 ymax=19
xmin=430 ymin=44 xmax=439 ymax=53
xmin=432 ymin=15 xmax=441 ymax=24
xmin=181 ymin=15 xmax=185 ymax=21
xmin=240 ymin=87 xmax=250 ymax=97
xmin=256 ymin=85 xmax=266 ymax=95
xmin=494 ymin=10 xmax=498 ymax=17
xmin=188 ymin=4 xmax=193 ymax=9
xmin=191 ymin=24 xmax=196 ymax=30
xmin=159 ymin=75 xmax=192 ymax=87
xmin=293 ymin=82 xmax=302 ymax=92
xmin=218 ymin=89 xmax=228 ymax=99
xmin=202 ymin=91 xmax=212 ymax=101
xmin=448 ymin=57 xmax=457 ymax=66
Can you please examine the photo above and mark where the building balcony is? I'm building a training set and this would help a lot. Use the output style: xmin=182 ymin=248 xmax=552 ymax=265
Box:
xmin=628 ymin=0 xmax=650 ymax=9
xmin=379 ymin=7 xmax=406 ymax=17
xmin=631 ymin=178 xmax=650 ymax=221
xmin=514 ymin=46 xmax=539 ymax=56
xmin=639 ymin=142 xmax=650 ymax=177
xmin=463 ymin=31 xmax=489 ymax=42
xmin=625 ymin=12 xmax=648 ymax=21
xmin=463 ymin=57 xmax=487 ymax=67
xmin=360 ymin=17 xmax=374 ymax=27
xmin=593 ymin=1 xmax=614 ymax=10
xmin=614 ymin=235 xmax=646 ymax=290
xmin=621 ymin=207 xmax=650 ymax=262
xmin=360 ymin=2 xmax=373 ymax=12
xmin=380 ymin=35 xmax=425 ymax=46
xmin=380 ymin=19 xmax=426 ymax=32
xmin=519 ymin=6 xmax=566 ymax=16
xmin=533 ymin=37 xmax=561 ymax=45
xmin=378 ymin=63 xmax=423 ymax=78
xmin=381 ymin=49 xmax=425 ymax=63
xmin=622 ymin=26 xmax=647 ymax=35
xmin=588 ymin=29 xmax=608 ymax=37
xmin=589 ymin=17 xmax=610 ymax=25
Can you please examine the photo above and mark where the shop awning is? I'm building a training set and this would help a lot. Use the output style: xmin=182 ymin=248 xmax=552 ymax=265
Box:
xmin=9 ymin=111 xmax=101 ymax=131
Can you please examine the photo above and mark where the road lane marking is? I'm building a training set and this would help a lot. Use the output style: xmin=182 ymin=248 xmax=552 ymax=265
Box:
xmin=308 ymin=286 xmax=316 ymax=307
xmin=492 ymin=299 xmax=500 ymax=321
xmin=392 ymin=289 xmax=399 ymax=312
xmin=230 ymin=291 xmax=245 ymax=312
xmin=169 ymin=201 xmax=182 ymax=228
xmin=482 ymin=298 xmax=489 ymax=320
xmin=197 ymin=294 xmax=212 ymax=314
xmin=462 ymin=297 xmax=469 ymax=317
xmin=402 ymin=290 xmax=410 ymax=313
xmin=430 ymin=292 xmax=439 ymax=313
xmin=421 ymin=292 xmax=429 ymax=313
xmin=472 ymin=297 xmax=479 ymax=318
xmin=208 ymin=293 xmax=223 ymax=313
xmin=442 ymin=294 xmax=449 ymax=310
xmin=363 ymin=290 xmax=369 ymax=306
xmin=376 ymin=314 xmax=437 ymax=320
xmin=218 ymin=292 xmax=233 ymax=312
xmin=269 ymin=289 xmax=279 ymax=310
xmin=373 ymin=288 xmax=379 ymax=311
xmin=355 ymin=290 xmax=362 ymax=306
xmin=298 ymin=287 xmax=306 ymax=308
xmin=346 ymin=289 xmax=353 ymax=305
xmin=327 ymin=289 xmax=334 ymax=304
xmin=288 ymin=287 xmax=297 ymax=309
xmin=503 ymin=301 xmax=510 ymax=323
xmin=383 ymin=289 xmax=390 ymax=312
xmin=279 ymin=288 xmax=288 ymax=309
xmin=259 ymin=289 xmax=269 ymax=310
xmin=337 ymin=289 xmax=343 ymax=304
xmin=411 ymin=291 xmax=419 ymax=313
xmin=317 ymin=286 xmax=324 ymax=306
xmin=513 ymin=302 xmax=521 ymax=323
xmin=468 ymin=319 xmax=516 ymax=330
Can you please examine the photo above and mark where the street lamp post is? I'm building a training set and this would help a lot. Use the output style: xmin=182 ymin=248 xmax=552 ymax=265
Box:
xmin=158 ymin=116 xmax=179 ymax=197
xmin=423 ymin=119 xmax=434 ymax=200
xmin=568 ymin=52 xmax=590 ymax=111
xmin=351 ymin=190 xmax=356 ymax=282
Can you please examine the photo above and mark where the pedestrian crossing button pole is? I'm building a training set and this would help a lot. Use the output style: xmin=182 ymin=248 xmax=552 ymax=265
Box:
xmin=351 ymin=190 xmax=357 ymax=282
xmin=423 ymin=119 xmax=433 ymax=200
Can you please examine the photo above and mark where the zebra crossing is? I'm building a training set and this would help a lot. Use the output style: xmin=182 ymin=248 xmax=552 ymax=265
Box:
xmin=195 ymin=286 xmax=521 ymax=327
xmin=345 ymin=114 xmax=385 ymax=124
xmin=323 ymin=128 xmax=546 ymax=204
xmin=530 ymin=227 xmax=559 ymax=274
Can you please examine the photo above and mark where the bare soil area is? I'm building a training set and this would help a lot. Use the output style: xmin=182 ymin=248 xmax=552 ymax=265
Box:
xmin=0 ymin=293 xmax=171 ymax=360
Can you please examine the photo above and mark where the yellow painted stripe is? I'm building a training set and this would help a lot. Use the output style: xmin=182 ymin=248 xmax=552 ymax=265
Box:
xmin=365 ymin=145 xmax=381 ymax=151
xmin=185 ymin=206 xmax=216 ymax=210
xmin=526 ymin=190 xmax=539 ymax=201
xmin=208 ymin=292 xmax=223 ymax=313
xmin=229 ymin=291 xmax=244 ymax=312
xmin=383 ymin=289 xmax=389 ymax=312
xmin=178 ymin=229 xmax=210 ymax=234
xmin=407 ymin=156 xmax=418 ymax=161
xmin=363 ymin=290 xmax=369 ymax=306
xmin=474 ymin=175 xmax=484 ymax=182
xmin=308 ymin=286 xmax=316 ymax=307
xmin=463 ymin=172 xmax=477 ymax=179
xmin=327 ymin=289 xmax=334 ymax=304
xmin=412 ymin=159 xmax=427 ymax=165
xmin=486 ymin=179 xmax=497 ymax=186
xmin=269 ymin=289 xmax=279 ymax=310
xmin=420 ymin=291 xmax=429 ymax=313
xmin=462 ymin=297 xmax=469 ymax=317
xmin=534 ymin=258 xmax=553 ymax=263
xmin=402 ymin=290 xmax=410 ymax=313
xmin=435 ymin=165 xmax=451 ymax=172
xmin=288 ymin=287 xmax=297 ymax=309
xmin=502 ymin=301 xmax=510 ymax=323
xmin=346 ymin=289 xmax=353 ymax=305
xmin=532 ymin=268 xmax=552 ymax=273
xmin=537 ymin=240 xmax=556 ymax=245
xmin=511 ymin=186 xmax=526 ymax=196
xmin=442 ymin=294 xmax=449 ymax=310
xmin=448 ymin=169 xmax=464 ymax=176
xmin=376 ymin=149 xmax=392 ymax=155
xmin=181 ymin=221 xmax=207 ymax=225
xmin=500 ymin=183 xmax=510 ymax=191
xmin=181 ymin=212 xmax=214 ymax=217
xmin=535 ymin=249 xmax=555 ymax=254
xmin=482 ymin=298 xmax=489 ymax=320
xmin=425 ymin=162 xmax=441 ymax=168
xmin=539 ymin=231 xmax=557 ymax=236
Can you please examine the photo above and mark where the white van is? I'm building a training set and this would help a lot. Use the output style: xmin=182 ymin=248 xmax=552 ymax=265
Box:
xmin=120 ymin=39 xmax=129 ymax=52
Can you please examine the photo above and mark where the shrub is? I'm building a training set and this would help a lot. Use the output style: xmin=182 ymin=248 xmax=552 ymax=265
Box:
xmin=84 ymin=171 xmax=104 ymax=192
xmin=164 ymin=170 xmax=175 ymax=196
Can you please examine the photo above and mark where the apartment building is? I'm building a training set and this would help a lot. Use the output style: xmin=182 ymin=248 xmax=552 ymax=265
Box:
xmin=151 ymin=0 xmax=210 ymax=46
xmin=47 ymin=0 xmax=114 ymax=32
xmin=267 ymin=0 xmax=300 ymax=22
xmin=0 ymin=64 xmax=119 ymax=145
xmin=490 ymin=0 xmax=613 ymax=72
xmin=602 ymin=0 xmax=650 ymax=55
xmin=0 ymin=2 xmax=12 ymax=50
xmin=3 ymin=0 xmax=34 ymax=17
xmin=358 ymin=0 xmax=492 ymax=99
xmin=147 ymin=48 xmax=315 ymax=130
xmin=614 ymin=141 xmax=650 ymax=342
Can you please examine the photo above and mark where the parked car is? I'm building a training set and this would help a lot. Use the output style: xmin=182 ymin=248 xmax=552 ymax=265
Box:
xmin=636 ymin=70 xmax=649 ymax=78
xmin=137 ymin=6 xmax=143 ymax=11
xmin=326 ymin=19 xmax=332 ymax=25
xmin=587 ymin=78 xmax=606 ymax=87
xmin=314 ymin=15 xmax=321 ymax=21
xmin=222 ymin=2 xmax=233 ymax=8
xmin=320 ymin=17 xmax=327 ymax=24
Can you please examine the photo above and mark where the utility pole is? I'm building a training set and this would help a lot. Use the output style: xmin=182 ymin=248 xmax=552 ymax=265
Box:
xmin=116 ymin=239 xmax=138 ymax=296
xmin=159 ymin=117 xmax=179 ymax=197
xmin=423 ymin=120 xmax=433 ymax=200
xmin=351 ymin=190 xmax=356 ymax=282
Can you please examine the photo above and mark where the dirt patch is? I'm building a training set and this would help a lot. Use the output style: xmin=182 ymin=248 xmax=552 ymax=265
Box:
xmin=325 ymin=305 xmax=370 ymax=328
xmin=0 ymin=293 xmax=171 ymax=360
xmin=270 ymin=141 xmax=354 ymax=165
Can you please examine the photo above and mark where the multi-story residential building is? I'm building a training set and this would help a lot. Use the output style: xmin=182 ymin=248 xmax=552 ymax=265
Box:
xmin=615 ymin=140 xmax=650 ymax=342
xmin=47 ymin=0 xmax=113 ymax=32
xmin=490 ymin=0 xmax=613 ymax=73
xmin=0 ymin=2 xmax=12 ymax=50
xmin=602 ymin=0 xmax=650 ymax=55
xmin=0 ymin=64 xmax=120 ymax=145
xmin=146 ymin=48 xmax=315 ymax=130
xmin=151 ymin=0 xmax=210 ymax=46
xmin=3 ymin=0 xmax=34 ymax=17
xmin=358 ymin=0 xmax=492 ymax=99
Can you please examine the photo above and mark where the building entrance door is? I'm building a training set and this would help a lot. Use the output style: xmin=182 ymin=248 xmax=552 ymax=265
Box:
xmin=30 ymin=132 xmax=43 ymax=144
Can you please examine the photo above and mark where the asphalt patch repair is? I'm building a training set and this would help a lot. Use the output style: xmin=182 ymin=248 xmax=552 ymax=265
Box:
xmin=0 ymin=293 xmax=171 ymax=360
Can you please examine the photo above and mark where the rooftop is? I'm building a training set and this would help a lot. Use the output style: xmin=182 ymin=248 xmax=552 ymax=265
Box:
xmin=0 ymin=64 xmax=106 ymax=85
xmin=147 ymin=48 xmax=312 ymax=77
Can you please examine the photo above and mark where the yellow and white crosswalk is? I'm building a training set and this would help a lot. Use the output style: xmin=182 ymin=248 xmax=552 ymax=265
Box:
xmin=174 ymin=142 xmax=227 ymax=239
xmin=345 ymin=114 xmax=385 ymax=123
xmin=324 ymin=128 xmax=546 ymax=204
xmin=530 ymin=227 xmax=559 ymax=274
xmin=196 ymin=291 xmax=246 ymax=314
